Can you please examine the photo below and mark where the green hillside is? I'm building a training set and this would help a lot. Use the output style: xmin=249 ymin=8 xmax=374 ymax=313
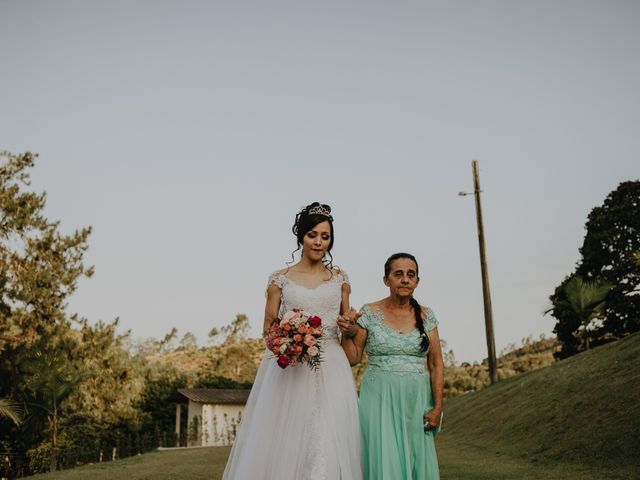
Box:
xmin=438 ymin=332 xmax=640 ymax=479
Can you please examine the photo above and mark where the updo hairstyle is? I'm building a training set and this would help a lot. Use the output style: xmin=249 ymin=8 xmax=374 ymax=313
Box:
xmin=290 ymin=202 xmax=335 ymax=267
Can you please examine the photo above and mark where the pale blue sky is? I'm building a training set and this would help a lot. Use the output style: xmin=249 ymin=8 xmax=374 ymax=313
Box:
xmin=1 ymin=1 xmax=638 ymax=362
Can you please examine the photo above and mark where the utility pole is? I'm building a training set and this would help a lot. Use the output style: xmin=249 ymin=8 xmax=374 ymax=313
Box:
xmin=460 ymin=160 xmax=498 ymax=384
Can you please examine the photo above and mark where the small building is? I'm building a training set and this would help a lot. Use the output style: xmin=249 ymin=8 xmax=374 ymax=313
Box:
xmin=177 ymin=388 xmax=250 ymax=447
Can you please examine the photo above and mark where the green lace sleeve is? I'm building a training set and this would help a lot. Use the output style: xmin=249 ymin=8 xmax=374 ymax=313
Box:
xmin=425 ymin=307 xmax=439 ymax=332
xmin=357 ymin=305 xmax=369 ymax=329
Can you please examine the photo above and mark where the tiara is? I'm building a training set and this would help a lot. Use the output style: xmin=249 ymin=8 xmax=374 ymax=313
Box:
xmin=307 ymin=205 xmax=331 ymax=217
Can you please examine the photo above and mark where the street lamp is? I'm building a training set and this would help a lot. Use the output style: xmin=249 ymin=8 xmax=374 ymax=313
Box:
xmin=460 ymin=160 xmax=498 ymax=385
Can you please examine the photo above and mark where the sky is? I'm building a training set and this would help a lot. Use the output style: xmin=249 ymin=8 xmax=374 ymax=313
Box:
xmin=1 ymin=1 xmax=638 ymax=362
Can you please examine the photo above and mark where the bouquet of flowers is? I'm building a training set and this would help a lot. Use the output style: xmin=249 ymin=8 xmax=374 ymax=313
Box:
xmin=265 ymin=309 xmax=323 ymax=370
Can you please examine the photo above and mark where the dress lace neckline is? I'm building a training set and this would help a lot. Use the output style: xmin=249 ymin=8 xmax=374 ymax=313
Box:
xmin=275 ymin=270 xmax=343 ymax=291
xmin=364 ymin=304 xmax=419 ymax=336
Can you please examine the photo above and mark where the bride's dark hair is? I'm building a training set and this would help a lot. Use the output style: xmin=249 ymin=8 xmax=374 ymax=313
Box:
xmin=289 ymin=202 xmax=335 ymax=268
xmin=384 ymin=252 xmax=430 ymax=352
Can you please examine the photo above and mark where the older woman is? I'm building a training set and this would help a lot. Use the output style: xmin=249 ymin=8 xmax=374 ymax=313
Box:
xmin=339 ymin=253 xmax=444 ymax=480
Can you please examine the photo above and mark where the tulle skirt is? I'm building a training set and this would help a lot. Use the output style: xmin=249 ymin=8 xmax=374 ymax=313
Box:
xmin=222 ymin=339 xmax=362 ymax=480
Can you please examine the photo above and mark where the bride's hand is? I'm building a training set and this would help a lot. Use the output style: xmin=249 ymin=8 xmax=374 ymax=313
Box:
xmin=337 ymin=308 xmax=362 ymax=338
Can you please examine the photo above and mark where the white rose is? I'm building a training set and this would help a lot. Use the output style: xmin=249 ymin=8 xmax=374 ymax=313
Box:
xmin=281 ymin=311 xmax=296 ymax=326
xmin=279 ymin=343 xmax=288 ymax=354
xmin=307 ymin=346 xmax=319 ymax=357
xmin=290 ymin=310 xmax=306 ymax=326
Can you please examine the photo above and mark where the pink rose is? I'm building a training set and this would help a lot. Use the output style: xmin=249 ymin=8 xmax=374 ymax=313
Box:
xmin=294 ymin=345 xmax=303 ymax=355
xmin=277 ymin=355 xmax=290 ymax=369
xmin=303 ymin=334 xmax=317 ymax=347
xmin=283 ymin=323 xmax=292 ymax=331
xmin=309 ymin=316 xmax=322 ymax=327
xmin=293 ymin=334 xmax=303 ymax=342
xmin=297 ymin=325 xmax=308 ymax=334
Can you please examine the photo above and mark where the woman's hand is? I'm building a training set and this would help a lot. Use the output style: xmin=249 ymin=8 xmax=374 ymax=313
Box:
xmin=423 ymin=407 xmax=442 ymax=431
xmin=337 ymin=307 xmax=362 ymax=338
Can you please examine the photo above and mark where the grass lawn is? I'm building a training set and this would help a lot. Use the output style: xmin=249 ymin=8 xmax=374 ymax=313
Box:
xmin=436 ymin=438 xmax=636 ymax=480
xmin=28 ymin=447 xmax=231 ymax=480
xmin=28 ymin=441 xmax=635 ymax=480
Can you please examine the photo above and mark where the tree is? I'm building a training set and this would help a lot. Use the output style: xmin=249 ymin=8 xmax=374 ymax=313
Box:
xmin=547 ymin=276 xmax=613 ymax=355
xmin=160 ymin=327 xmax=178 ymax=351
xmin=214 ymin=314 xmax=250 ymax=345
xmin=21 ymin=351 xmax=83 ymax=472
xmin=136 ymin=365 xmax=188 ymax=447
xmin=0 ymin=397 xmax=23 ymax=426
xmin=180 ymin=332 xmax=198 ymax=350
xmin=207 ymin=327 xmax=220 ymax=345
xmin=0 ymin=151 xmax=93 ymax=473
xmin=0 ymin=150 xmax=92 ymax=350
xmin=549 ymin=181 xmax=640 ymax=356
xmin=63 ymin=318 xmax=145 ymax=428
xmin=577 ymin=181 xmax=640 ymax=334
xmin=194 ymin=375 xmax=252 ymax=389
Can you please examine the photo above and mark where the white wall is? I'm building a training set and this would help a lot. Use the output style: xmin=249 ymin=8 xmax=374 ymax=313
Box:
xmin=202 ymin=403 xmax=244 ymax=446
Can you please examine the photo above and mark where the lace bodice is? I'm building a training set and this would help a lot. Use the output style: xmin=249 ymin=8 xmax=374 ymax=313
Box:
xmin=357 ymin=304 xmax=438 ymax=375
xmin=267 ymin=269 xmax=350 ymax=342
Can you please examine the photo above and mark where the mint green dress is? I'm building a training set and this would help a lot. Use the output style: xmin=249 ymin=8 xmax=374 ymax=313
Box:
xmin=357 ymin=304 xmax=440 ymax=480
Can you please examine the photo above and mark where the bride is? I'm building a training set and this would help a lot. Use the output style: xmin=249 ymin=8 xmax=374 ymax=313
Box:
xmin=222 ymin=202 xmax=362 ymax=480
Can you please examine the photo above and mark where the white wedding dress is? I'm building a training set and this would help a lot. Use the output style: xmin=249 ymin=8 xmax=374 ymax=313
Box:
xmin=222 ymin=270 xmax=362 ymax=480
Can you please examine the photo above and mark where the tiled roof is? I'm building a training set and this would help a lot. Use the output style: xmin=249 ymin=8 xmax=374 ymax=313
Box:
xmin=177 ymin=388 xmax=251 ymax=404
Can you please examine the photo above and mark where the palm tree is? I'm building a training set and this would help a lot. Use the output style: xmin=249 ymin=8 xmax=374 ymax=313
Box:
xmin=1 ymin=335 xmax=23 ymax=426
xmin=0 ymin=397 xmax=23 ymax=426
xmin=22 ymin=351 xmax=82 ymax=472
xmin=547 ymin=275 xmax=613 ymax=350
